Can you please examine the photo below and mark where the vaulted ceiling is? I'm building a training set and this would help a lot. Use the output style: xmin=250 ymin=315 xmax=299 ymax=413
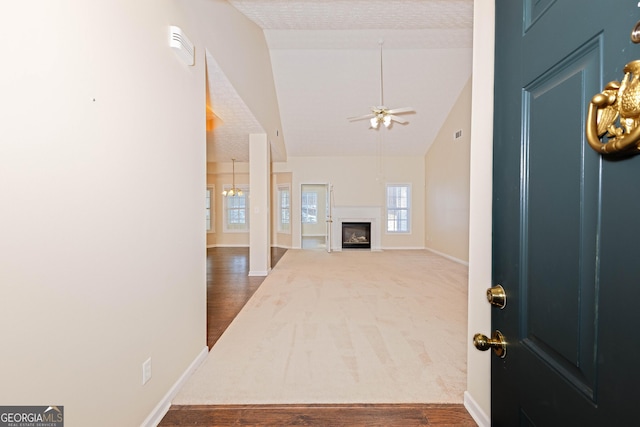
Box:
xmin=206 ymin=0 xmax=474 ymax=163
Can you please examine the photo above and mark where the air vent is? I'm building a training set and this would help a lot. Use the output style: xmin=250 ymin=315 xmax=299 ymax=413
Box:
xmin=169 ymin=26 xmax=195 ymax=66
xmin=454 ymin=129 xmax=463 ymax=140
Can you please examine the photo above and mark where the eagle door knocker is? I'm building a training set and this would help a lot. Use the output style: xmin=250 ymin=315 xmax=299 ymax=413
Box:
xmin=586 ymin=59 xmax=640 ymax=155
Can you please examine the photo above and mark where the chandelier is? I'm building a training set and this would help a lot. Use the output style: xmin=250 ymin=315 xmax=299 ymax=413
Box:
xmin=222 ymin=158 xmax=243 ymax=197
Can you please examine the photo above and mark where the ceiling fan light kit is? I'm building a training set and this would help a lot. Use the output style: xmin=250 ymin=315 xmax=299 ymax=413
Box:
xmin=370 ymin=114 xmax=392 ymax=129
xmin=348 ymin=40 xmax=415 ymax=129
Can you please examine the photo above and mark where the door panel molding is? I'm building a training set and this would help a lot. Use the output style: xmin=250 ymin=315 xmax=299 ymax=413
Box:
xmin=523 ymin=0 xmax=557 ymax=33
xmin=519 ymin=35 xmax=602 ymax=403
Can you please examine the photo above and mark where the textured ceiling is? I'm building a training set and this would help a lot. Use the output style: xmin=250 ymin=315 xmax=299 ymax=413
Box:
xmin=230 ymin=0 xmax=473 ymax=31
xmin=207 ymin=0 xmax=474 ymax=162
xmin=206 ymin=52 xmax=264 ymax=164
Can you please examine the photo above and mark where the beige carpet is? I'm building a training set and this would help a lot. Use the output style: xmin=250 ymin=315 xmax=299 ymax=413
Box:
xmin=173 ymin=249 xmax=468 ymax=405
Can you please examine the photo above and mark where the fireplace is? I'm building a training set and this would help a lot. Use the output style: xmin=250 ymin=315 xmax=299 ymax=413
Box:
xmin=342 ymin=222 xmax=371 ymax=249
xmin=332 ymin=206 xmax=381 ymax=251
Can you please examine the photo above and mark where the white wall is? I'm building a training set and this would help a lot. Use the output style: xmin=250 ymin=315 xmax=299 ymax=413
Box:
xmin=183 ymin=0 xmax=286 ymax=161
xmin=0 ymin=1 xmax=206 ymax=425
xmin=425 ymin=77 xmax=472 ymax=263
xmin=274 ymin=156 xmax=425 ymax=249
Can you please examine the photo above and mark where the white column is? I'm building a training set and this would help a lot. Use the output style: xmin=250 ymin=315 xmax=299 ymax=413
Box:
xmin=249 ymin=133 xmax=271 ymax=276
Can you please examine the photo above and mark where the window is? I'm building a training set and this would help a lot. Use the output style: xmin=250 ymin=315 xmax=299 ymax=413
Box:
xmin=206 ymin=186 xmax=214 ymax=233
xmin=386 ymin=184 xmax=410 ymax=233
xmin=223 ymin=185 xmax=249 ymax=232
xmin=277 ymin=185 xmax=291 ymax=233
xmin=301 ymin=191 xmax=318 ymax=224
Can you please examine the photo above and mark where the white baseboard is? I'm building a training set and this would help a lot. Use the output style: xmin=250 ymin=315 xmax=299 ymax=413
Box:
xmin=424 ymin=246 xmax=469 ymax=266
xmin=379 ymin=246 xmax=425 ymax=250
xmin=248 ymin=270 xmax=269 ymax=276
xmin=464 ymin=391 xmax=490 ymax=427
xmin=141 ymin=345 xmax=209 ymax=427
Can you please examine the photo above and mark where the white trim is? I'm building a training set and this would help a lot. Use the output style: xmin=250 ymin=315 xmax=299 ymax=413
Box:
xmin=141 ymin=345 xmax=208 ymax=427
xmin=248 ymin=269 xmax=269 ymax=277
xmin=379 ymin=246 xmax=423 ymax=251
xmin=222 ymin=185 xmax=250 ymax=233
xmin=424 ymin=246 xmax=469 ymax=266
xmin=332 ymin=206 xmax=382 ymax=251
xmin=277 ymin=184 xmax=292 ymax=234
xmin=466 ymin=0 xmax=495 ymax=419
xmin=464 ymin=391 xmax=490 ymax=427
xmin=300 ymin=188 xmax=320 ymax=224
xmin=206 ymin=185 xmax=215 ymax=234
xmin=385 ymin=182 xmax=412 ymax=234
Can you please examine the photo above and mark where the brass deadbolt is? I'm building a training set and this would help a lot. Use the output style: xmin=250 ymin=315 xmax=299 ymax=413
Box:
xmin=486 ymin=284 xmax=506 ymax=309
xmin=473 ymin=330 xmax=507 ymax=358
xmin=632 ymin=21 xmax=640 ymax=44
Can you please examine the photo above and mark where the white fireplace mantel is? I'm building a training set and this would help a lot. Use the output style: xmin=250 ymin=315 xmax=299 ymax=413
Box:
xmin=331 ymin=206 xmax=382 ymax=251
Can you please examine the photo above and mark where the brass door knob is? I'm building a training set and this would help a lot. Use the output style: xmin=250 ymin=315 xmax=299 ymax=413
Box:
xmin=473 ymin=330 xmax=507 ymax=358
xmin=486 ymin=284 xmax=506 ymax=309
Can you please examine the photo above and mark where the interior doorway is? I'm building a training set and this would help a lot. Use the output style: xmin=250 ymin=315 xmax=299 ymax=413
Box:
xmin=300 ymin=183 xmax=331 ymax=250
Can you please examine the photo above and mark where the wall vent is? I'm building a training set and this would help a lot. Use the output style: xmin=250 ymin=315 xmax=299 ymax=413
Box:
xmin=454 ymin=129 xmax=463 ymax=140
xmin=169 ymin=26 xmax=195 ymax=66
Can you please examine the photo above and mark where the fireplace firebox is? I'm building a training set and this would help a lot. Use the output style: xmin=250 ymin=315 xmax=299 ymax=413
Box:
xmin=342 ymin=222 xmax=371 ymax=249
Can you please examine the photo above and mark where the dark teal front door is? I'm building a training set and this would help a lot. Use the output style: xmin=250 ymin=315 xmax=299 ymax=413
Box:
xmin=493 ymin=1 xmax=640 ymax=425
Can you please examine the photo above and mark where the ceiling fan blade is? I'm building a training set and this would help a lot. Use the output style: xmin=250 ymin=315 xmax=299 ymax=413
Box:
xmin=348 ymin=40 xmax=416 ymax=129
xmin=386 ymin=107 xmax=414 ymax=115
xmin=347 ymin=113 xmax=375 ymax=121
xmin=388 ymin=114 xmax=409 ymax=124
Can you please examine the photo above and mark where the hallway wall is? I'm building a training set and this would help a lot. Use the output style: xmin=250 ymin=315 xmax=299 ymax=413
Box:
xmin=424 ymin=77 xmax=472 ymax=263
xmin=1 ymin=2 xmax=206 ymax=425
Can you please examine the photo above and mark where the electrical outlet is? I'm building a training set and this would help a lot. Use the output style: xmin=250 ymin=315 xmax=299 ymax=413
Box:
xmin=142 ymin=357 xmax=152 ymax=385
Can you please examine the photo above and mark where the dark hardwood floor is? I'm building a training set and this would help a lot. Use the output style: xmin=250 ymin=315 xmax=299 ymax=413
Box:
xmin=159 ymin=247 xmax=477 ymax=427
xmin=159 ymin=404 xmax=477 ymax=426
xmin=206 ymin=247 xmax=287 ymax=348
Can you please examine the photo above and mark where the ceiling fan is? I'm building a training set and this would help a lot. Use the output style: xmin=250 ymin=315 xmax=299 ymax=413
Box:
xmin=347 ymin=40 xmax=415 ymax=129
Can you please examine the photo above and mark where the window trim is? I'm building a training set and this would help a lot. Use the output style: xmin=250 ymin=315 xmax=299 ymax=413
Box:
xmin=277 ymin=184 xmax=291 ymax=234
xmin=301 ymin=190 xmax=319 ymax=224
xmin=206 ymin=185 xmax=215 ymax=233
xmin=385 ymin=183 xmax=411 ymax=234
xmin=222 ymin=184 xmax=250 ymax=233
